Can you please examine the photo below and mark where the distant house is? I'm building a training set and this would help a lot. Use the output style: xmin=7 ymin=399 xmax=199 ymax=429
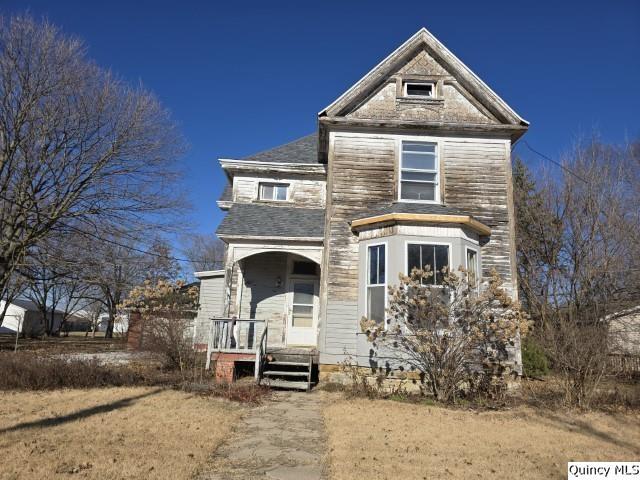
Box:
xmin=608 ymin=306 xmax=640 ymax=356
xmin=97 ymin=313 xmax=130 ymax=335
xmin=0 ymin=299 xmax=63 ymax=336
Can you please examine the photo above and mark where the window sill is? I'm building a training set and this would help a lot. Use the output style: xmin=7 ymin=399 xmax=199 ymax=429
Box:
xmin=397 ymin=97 xmax=444 ymax=106
xmin=253 ymin=199 xmax=292 ymax=205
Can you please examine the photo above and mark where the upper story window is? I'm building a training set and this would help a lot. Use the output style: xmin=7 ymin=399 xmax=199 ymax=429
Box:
xmin=404 ymin=82 xmax=434 ymax=98
xmin=407 ymin=243 xmax=449 ymax=285
xmin=259 ymin=182 xmax=288 ymax=201
xmin=400 ymin=141 xmax=439 ymax=202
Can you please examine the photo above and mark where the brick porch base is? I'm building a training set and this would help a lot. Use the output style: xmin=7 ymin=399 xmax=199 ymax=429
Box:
xmin=211 ymin=352 xmax=255 ymax=383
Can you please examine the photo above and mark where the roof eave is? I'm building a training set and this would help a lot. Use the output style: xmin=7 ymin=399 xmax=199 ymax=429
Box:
xmin=350 ymin=212 xmax=492 ymax=236
xmin=319 ymin=27 xmax=528 ymax=127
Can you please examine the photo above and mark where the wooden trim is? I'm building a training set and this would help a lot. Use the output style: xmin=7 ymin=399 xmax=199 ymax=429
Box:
xmin=351 ymin=213 xmax=492 ymax=236
xmin=319 ymin=28 xmax=529 ymax=127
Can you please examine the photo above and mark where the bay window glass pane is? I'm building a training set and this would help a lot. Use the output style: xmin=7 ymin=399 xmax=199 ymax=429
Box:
xmin=369 ymin=245 xmax=379 ymax=284
xmin=378 ymin=246 xmax=385 ymax=284
xmin=401 ymin=181 xmax=435 ymax=201
xmin=467 ymin=249 xmax=478 ymax=285
xmin=401 ymin=152 xmax=436 ymax=170
xmin=368 ymin=244 xmax=385 ymax=285
xmin=407 ymin=244 xmax=449 ymax=285
xmin=435 ymin=245 xmax=449 ymax=284
xmin=367 ymin=285 xmax=385 ymax=324
xmin=407 ymin=244 xmax=421 ymax=274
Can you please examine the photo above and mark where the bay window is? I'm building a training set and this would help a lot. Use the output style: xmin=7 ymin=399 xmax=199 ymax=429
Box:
xmin=367 ymin=243 xmax=386 ymax=324
xmin=407 ymin=243 xmax=450 ymax=285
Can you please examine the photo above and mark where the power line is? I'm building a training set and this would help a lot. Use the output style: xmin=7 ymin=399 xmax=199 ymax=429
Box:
xmin=521 ymin=141 xmax=589 ymax=184
xmin=0 ymin=194 xmax=222 ymax=265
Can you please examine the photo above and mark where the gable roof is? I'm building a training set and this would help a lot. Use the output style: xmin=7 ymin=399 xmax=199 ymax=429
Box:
xmin=320 ymin=28 xmax=528 ymax=127
xmin=241 ymin=133 xmax=318 ymax=164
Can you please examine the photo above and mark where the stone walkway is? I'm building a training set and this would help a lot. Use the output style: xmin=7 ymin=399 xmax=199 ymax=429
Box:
xmin=198 ymin=390 xmax=328 ymax=480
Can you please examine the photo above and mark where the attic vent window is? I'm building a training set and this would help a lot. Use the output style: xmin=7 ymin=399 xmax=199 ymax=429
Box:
xmin=404 ymin=82 xmax=434 ymax=98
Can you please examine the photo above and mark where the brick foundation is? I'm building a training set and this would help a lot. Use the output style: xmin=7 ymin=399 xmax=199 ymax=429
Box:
xmin=211 ymin=352 xmax=255 ymax=383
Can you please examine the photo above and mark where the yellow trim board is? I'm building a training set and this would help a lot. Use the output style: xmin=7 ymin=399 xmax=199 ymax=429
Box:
xmin=351 ymin=213 xmax=492 ymax=236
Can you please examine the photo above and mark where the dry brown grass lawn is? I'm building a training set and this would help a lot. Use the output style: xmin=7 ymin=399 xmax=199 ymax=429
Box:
xmin=0 ymin=387 xmax=242 ymax=480
xmin=324 ymin=395 xmax=640 ymax=480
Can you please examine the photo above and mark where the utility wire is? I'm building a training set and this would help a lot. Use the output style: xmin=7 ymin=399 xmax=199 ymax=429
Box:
xmin=521 ymin=141 xmax=589 ymax=184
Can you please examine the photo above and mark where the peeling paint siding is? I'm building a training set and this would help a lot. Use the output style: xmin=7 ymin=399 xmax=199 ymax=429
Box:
xmin=346 ymin=48 xmax=497 ymax=124
xmin=232 ymin=174 xmax=326 ymax=208
xmin=326 ymin=135 xmax=396 ymax=301
xmin=442 ymin=138 xmax=515 ymax=293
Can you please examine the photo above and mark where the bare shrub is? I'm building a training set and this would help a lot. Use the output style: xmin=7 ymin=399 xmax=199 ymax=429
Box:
xmin=0 ymin=352 xmax=166 ymax=390
xmin=361 ymin=268 xmax=529 ymax=403
xmin=120 ymin=280 xmax=199 ymax=375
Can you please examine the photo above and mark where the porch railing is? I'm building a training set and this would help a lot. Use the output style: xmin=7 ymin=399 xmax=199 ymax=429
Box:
xmin=205 ymin=317 xmax=266 ymax=371
xmin=208 ymin=317 xmax=266 ymax=353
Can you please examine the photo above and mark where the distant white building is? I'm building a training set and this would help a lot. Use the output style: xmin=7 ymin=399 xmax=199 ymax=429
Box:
xmin=0 ymin=299 xmax=63 ymax=336
xmin=97 ymin=312 xmax=130 ymax=335
xmin=609 ymin=306 xmax=640 ymax=356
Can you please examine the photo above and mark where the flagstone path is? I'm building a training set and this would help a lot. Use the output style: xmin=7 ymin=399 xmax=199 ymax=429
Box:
xmin=198 ymin=390 xmax=328 ymax=480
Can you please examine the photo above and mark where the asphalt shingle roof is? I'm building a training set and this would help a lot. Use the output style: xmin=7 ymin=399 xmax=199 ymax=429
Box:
xmin=216 ymin=203 xmax=325 ymax=238
xmin=242 ymin=133 xmax=318 ymax=164
xmin=218 ymin=183 xmax=232 ymax=202
xmin=354 ymin=202 xmax=468 ymax=221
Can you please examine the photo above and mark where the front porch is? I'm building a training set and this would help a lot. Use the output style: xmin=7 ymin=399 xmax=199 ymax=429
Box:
xmin=206 ymin=244 xmax=323 ymax=388
xmin=204 ymin=316 xmax=319 ymax=389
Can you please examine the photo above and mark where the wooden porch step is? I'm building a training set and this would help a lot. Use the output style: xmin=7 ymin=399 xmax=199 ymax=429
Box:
xmin=263 ymin=370 xmax=309 ymax=377
xmin=261 ymin=379 xmax=309 ymax=390
xmin=267 ymin=361 xmax=308 ymax=367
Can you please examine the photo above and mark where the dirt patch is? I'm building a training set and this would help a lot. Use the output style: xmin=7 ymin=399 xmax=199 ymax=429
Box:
xmin=0 ymin=387 xmax=243 ymax=479
xmin=323 ymin=394 xmax=640 ymax=479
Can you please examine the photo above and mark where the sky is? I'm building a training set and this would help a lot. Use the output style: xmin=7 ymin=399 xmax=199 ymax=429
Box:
xmin=2 ymin=0 xmax=639 ymax=235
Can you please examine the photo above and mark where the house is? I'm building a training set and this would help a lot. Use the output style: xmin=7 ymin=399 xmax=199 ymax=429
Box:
xmin=608 ymin=306 xmax=640 ymax=357
xmin=0 ymin=299 xmax=63 ymax=336
xmin=194 ymin=28 xmax=528 ymax=388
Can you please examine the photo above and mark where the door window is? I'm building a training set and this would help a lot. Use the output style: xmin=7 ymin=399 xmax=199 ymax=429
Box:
xmin=292 ymin=282 xmax=314 ymax=328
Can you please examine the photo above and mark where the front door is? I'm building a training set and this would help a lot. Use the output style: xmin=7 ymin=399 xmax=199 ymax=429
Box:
xmin=286 ymin=279 xmax=318 ymax=346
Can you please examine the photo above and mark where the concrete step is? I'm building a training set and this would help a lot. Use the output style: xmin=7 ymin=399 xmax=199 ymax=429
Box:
xmin=267 ymin=361 xmax=308 ymax=367
xmin=263 ymin=370 xmax=309 ymax=377
xmin=262 ymin=378 xmax=309 ymax=390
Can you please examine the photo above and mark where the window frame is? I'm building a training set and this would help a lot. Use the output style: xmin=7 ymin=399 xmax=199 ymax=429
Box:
xmin=404 ymin=241 xmax=452 ymax=286
xmin=464 ymin=246 xmax=480 ymax=289
xmin=366 ymin=241 xmax=388 ymax=327
xmin=258 ymin=182 xmax=289 ymax=202
xmin=398 ymin=140 xmax=440 ymax=204
xmin=403 ymin=81 xmax=435 ymax=98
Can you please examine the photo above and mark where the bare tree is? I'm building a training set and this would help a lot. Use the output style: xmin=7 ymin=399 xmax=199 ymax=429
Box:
xmin=0 ymin=15 xmax=186 ymax=327
xmin=180 ymin=233 xmax=225 ymax=273
xmin=514 ymin=136 xmax=640 ymax=406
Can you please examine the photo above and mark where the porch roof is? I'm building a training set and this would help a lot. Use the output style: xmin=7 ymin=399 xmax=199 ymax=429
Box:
xmin=351 ymin=202 xmax=492 ymax=236
xmin=216 ymin=203 xmax=325 ymax=239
